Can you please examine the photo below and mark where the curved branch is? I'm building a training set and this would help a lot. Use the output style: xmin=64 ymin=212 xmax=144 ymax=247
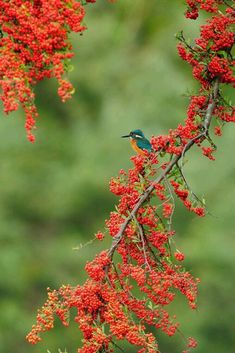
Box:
xmin=108 ymin=78 xmax=219 ymax=261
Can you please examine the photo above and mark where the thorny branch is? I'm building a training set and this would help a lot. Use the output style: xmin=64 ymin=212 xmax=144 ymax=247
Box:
xmin=107 ymin=78 xmax=220 ymax=262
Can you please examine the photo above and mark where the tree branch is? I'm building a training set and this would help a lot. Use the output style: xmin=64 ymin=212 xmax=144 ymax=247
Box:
xmin=108 ymin=78 xmax=219 ymax=261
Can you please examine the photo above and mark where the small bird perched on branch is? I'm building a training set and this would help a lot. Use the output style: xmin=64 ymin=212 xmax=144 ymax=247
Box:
xmin=122 ymin=129 xmax=153 ymax=156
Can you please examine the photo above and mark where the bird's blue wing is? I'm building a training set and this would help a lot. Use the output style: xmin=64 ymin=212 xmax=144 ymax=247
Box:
xmin=136 ymin=138 xmax=153 ymax=152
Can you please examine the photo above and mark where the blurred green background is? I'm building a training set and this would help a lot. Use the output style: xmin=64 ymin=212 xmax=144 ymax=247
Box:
xmin=0 ymin=1 xmax=235 ymax=353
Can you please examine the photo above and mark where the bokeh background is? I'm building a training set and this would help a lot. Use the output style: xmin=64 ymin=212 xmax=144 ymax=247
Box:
xmin=0 ymin=1 xmax=235 ymax=353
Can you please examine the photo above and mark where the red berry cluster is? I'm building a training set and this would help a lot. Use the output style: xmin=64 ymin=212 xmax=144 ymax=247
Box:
xmin=185 ymin=0 xmax=223 ymax=19
xmin=0 ymin=0 xmax=94 ymax=141
xmin=178 ymin=1 xmax=235 ymax=135
xmin=27 ymin=1 xmax=234 ymax=353
xmin=27 ymin=150 xmax=200 ymax=353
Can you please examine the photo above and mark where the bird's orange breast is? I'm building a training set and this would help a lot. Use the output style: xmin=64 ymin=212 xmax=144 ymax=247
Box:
xmin=130 ymin=139 xmax=146 ymax=156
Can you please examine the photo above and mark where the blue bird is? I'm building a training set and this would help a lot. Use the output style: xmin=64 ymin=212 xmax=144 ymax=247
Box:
xmin=122 ymin=129 xmax=153 ymax=155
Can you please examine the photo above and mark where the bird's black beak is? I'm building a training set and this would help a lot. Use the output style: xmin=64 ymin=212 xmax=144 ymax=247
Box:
xmin=121 ymin=134 xmax=130 ymax=138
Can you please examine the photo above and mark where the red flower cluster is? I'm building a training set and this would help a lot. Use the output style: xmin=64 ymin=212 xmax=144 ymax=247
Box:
xmin=27 ymin=1 xmax=234 ymax=353
xmin=0 ymin=0 xmax=95 ymax=141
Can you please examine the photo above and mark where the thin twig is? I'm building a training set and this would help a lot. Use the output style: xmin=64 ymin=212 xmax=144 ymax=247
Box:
xmin=133 ymin=215 xmax=151 ymax=271
xmin=163 ymin=176 xmax=176 ymax=233
xmin=222 ymin=0 xmax=235 ymax=10
xmin=176 ymin=162 xmax=203 ymax=205
xmin=176 ymin=30 xmax=197 ymax=53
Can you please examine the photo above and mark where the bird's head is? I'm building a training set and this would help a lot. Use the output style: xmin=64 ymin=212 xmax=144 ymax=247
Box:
xmin=121 ymin=129 xmax=145 ymax=140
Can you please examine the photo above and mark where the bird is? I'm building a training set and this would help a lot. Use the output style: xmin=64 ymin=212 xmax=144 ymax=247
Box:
xmin=121 ymin=129 xmax=153 ymax=156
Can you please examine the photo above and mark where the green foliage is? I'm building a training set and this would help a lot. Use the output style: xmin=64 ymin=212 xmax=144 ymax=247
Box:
xmin=0 ymin=1 xmax=234 ymax=352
